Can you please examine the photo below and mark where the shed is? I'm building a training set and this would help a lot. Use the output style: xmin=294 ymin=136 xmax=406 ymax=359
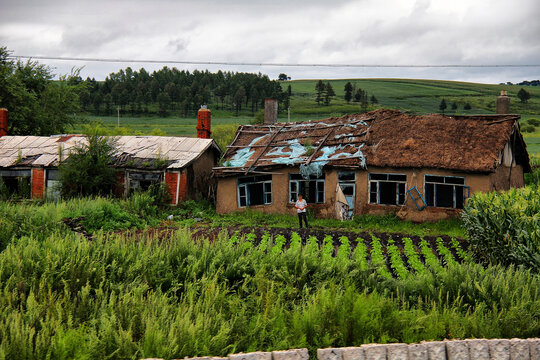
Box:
xmin=0 ymin=135 xmax=221 ymax=203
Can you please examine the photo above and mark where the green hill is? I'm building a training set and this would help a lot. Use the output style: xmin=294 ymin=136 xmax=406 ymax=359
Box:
xmin=282 ymin=78 xmax=540 ymax=118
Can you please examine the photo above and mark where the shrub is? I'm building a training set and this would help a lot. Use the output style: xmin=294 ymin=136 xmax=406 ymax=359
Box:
xmin=521 ymin=124 xmax=536 ymax=133
xmin=528 ymin=118 xmax=540 ymax=127
xmin=462 ymin=186 xmax=540 ymax=272
xmin=58 ymin=134 xmax=119 ymax=197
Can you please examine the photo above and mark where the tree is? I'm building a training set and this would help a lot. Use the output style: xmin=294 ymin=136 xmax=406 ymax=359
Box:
xmin=344 ymin=82 xmax=353 ymax=103
xmin=324 ymin=82 xmax=335 ymax=106
xmin=517 ymin=88 xmax=531 ymax=104
xmin=370 ymin=95 xmax=378 ymax=104
xmin=0 ymin=46 xmax=82 ymax=135
xmin=233 ymin=86 xmax=246 ymax=115
xmin=278 ymin=73 xmax=290 ymax=81
xmin=58 ymin=132 xmax=118 ymax=197
xmin=315 ymin=80 xmax=325 ymax=105
xmin=156 ymin=92 xmax=171 ymax=117
xmin=464 ymin=102 xmax=472 ymax=110
xmin=287 ymin=84 xmax=292 ymax=97
xmin=439 ymin=99 xmax=447 ymax=113
xmin=451 ymin=102 xmax=458 ymax=110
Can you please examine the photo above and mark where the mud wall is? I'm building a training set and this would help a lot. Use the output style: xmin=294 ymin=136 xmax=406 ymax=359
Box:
xmin=142 ymin=338 xmax=539 ymax=360
xmin=216 ymin=166 xmax=496 ymax=222
xmin=490 ymin=164 xmax=524 ymax=191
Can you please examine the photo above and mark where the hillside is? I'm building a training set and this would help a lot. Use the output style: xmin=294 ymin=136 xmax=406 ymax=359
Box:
xmin=282 ymin=78 xmax=540 ymax=118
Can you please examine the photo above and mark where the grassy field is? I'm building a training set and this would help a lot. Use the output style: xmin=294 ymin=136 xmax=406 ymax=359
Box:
xmin=284 ymin=78 xmax=540 ymax=116
xmin=70 ymin=78 xmax=540 ymax=156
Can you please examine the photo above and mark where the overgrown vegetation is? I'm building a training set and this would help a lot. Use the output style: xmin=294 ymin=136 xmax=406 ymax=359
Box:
xmin=0 ymin=228 xmax=537 ymax=359
xmin=462 ymin=185 xmax=540 ymax=272
xmin=58 ymin=133 xmax=119 ymax=197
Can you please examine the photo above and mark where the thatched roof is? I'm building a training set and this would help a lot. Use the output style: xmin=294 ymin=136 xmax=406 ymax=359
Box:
xmin=214 ymin=109 xmax=530 ymax=177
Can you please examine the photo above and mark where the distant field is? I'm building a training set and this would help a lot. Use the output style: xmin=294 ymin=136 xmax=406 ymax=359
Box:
xmin=284 ymin=78 xmax=540 ymax=117
xmin=71 ymin=78 xmax=540 ymax=156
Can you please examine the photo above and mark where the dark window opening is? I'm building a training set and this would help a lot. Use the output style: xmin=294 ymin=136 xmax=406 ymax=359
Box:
xmin=0 ymin=174 xmax=31 ymax=199
xmin=238 ymin=175 xmax=272 ymax=207
xmin=129 ymin=172 xmax=162 ymax=193
xmin=289 ymin=173 xmax=325 ymax=203
xmin=368 ymin=173 xmax=406 ymax=206
xmin=424 ymin=175 xmax=467 ymax=209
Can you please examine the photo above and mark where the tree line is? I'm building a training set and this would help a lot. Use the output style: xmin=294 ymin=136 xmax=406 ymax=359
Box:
xmin=77 ymin=67 xmax=288 ymax=117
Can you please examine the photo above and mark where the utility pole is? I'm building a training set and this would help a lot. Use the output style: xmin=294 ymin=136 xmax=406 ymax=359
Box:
xmin=288 ymin=107 xmax=290 ymax=122
xmin=117 ymin=106 xmax=120 ymax=127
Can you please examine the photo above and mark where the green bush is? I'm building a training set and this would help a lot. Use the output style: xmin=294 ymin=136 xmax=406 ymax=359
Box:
xmin=527 ymin=118 xmax=540 ymax=127
xmin=462 ymin=186 xmax=540 ymax=272
xmin=521 ymin=124 xmax=536 ymax=133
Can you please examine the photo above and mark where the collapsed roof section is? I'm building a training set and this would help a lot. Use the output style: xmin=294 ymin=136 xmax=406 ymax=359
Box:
xmin=215 ymin=109 xmax=530 ymax=177
xmin=0 ymin=135 xmax=221 ymax=170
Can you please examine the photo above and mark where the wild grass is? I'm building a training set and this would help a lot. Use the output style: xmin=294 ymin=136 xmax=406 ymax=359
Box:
xmin=0 ymin=229 xmax=537 ymax=359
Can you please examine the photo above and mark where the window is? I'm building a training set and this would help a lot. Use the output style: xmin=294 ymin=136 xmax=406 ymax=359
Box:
xmin=237 ymin=175 xmax=272 ymax=207
xmin=0 ymin=169 xmax=31 ymax=199
xmin=424 ymin=175 xmax=468 ymax=209
xmin=289 ymin=173 xmax=325 ymax=203
xmin=129 ymin=172 xmax=162 ymax=193
xmin=369 ymin=173 xmax=406 ymax=206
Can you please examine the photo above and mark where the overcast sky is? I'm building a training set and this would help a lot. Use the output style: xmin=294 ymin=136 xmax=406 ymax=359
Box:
xmin=1 ymin=0 xmax=539 ymax=83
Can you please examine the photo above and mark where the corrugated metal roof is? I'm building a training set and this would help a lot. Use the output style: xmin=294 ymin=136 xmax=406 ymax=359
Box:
xmin=0 ymin=135 xmax=219 ymax=169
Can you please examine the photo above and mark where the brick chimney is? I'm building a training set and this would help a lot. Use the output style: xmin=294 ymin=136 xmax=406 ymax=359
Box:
xmin=496 ymin=90 xmax=510 ymax=114
xmin=264 ymin=99 xmax=278 ymax=124
xmin=0 ymin=108 xmax=8 ymax=137
xmin=196 ymin=105 xmax=211 ymax=139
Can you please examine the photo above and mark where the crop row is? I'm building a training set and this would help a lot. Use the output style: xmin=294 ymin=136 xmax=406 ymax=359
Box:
xmin=238 ymin=231 xmax=469 ymax=279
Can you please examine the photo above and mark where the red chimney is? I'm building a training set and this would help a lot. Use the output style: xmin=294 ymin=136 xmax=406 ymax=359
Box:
xmin=0 ymin=108 xmax=8 ymax=137
xmin=196 ymin=106 xmax=211 ymax=139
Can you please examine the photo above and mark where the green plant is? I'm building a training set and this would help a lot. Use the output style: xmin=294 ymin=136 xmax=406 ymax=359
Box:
xmin=58 ymin=133 xmax=119 ymax=198
xmin=462 ymin=186 xmax=540 ymax=272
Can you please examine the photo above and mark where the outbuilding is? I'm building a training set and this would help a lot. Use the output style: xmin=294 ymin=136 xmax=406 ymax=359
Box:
xmin=0 ymin=107 xmax=221 ymax=203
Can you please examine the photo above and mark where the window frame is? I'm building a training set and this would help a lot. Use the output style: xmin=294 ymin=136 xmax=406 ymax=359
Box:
xmin=368 ymin=173 xmax=407 ymax=206
xmin=424 ymin=174 xmax=468 ymax=209
xmin=288 ymin=173 xmax=325 ymax=204
xmin=237 ymin=175 xmax=273 ymax=208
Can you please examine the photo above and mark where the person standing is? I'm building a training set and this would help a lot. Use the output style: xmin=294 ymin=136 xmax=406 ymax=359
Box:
xmin=295 ymin=194 xmax=309 ymax=228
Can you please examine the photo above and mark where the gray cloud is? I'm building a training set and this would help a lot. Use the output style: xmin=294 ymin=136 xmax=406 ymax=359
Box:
xmin=0 ymin=0 xmax=538 ymax=82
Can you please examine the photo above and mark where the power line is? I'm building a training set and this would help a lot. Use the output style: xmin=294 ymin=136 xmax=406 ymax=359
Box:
xmin=8 ymin=55 xmax=540 ymax=68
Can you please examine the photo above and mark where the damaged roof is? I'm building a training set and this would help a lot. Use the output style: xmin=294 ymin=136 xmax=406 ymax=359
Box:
xmin=215 ymin=109 xmax=530 ymax=176
xmin=0 ymin=135 xmax=220 ymax=170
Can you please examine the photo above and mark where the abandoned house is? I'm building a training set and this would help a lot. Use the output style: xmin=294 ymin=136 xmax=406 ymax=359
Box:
xmin=214 ymin=95 xmax=530 ymax=221
xmin=0 ymin=107 xmax=221 ymax=203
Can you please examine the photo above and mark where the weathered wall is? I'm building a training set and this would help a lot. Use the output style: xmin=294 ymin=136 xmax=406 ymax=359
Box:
xmin=358 ymin=166 xmax=492 ymax=222
xmin=165 ymin=172 xmax=179 ymax=205
xmin=490 ymin=164 xmax=524 ymax=191
xmin=141 ymin=338 xmax=539 ymax=360
xmin=31 ymin=168 xmax=45 ymax=199
xmin=190 ymin=149 xmax=218 ymax=201
xmin=216 ymin=166 xmax=494 ymax=221
xmin=216 ymin=168 xmax=339 ymax=217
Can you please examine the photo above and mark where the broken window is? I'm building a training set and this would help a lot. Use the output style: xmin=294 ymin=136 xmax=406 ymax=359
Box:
xmin=128 ymin=172 xmax=162 ymax=193
xmin=237 ymin=175 xmax=272 ymax=207
xmin=289 ymin=173 xmax=325 ymax=203
xmin=369 ymin=173 xmax=406 ymax=206
xmin=424 ymin=175 xmax=468 ymax=209
xmin=0 ymin=169 xmax=31 ymax=199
